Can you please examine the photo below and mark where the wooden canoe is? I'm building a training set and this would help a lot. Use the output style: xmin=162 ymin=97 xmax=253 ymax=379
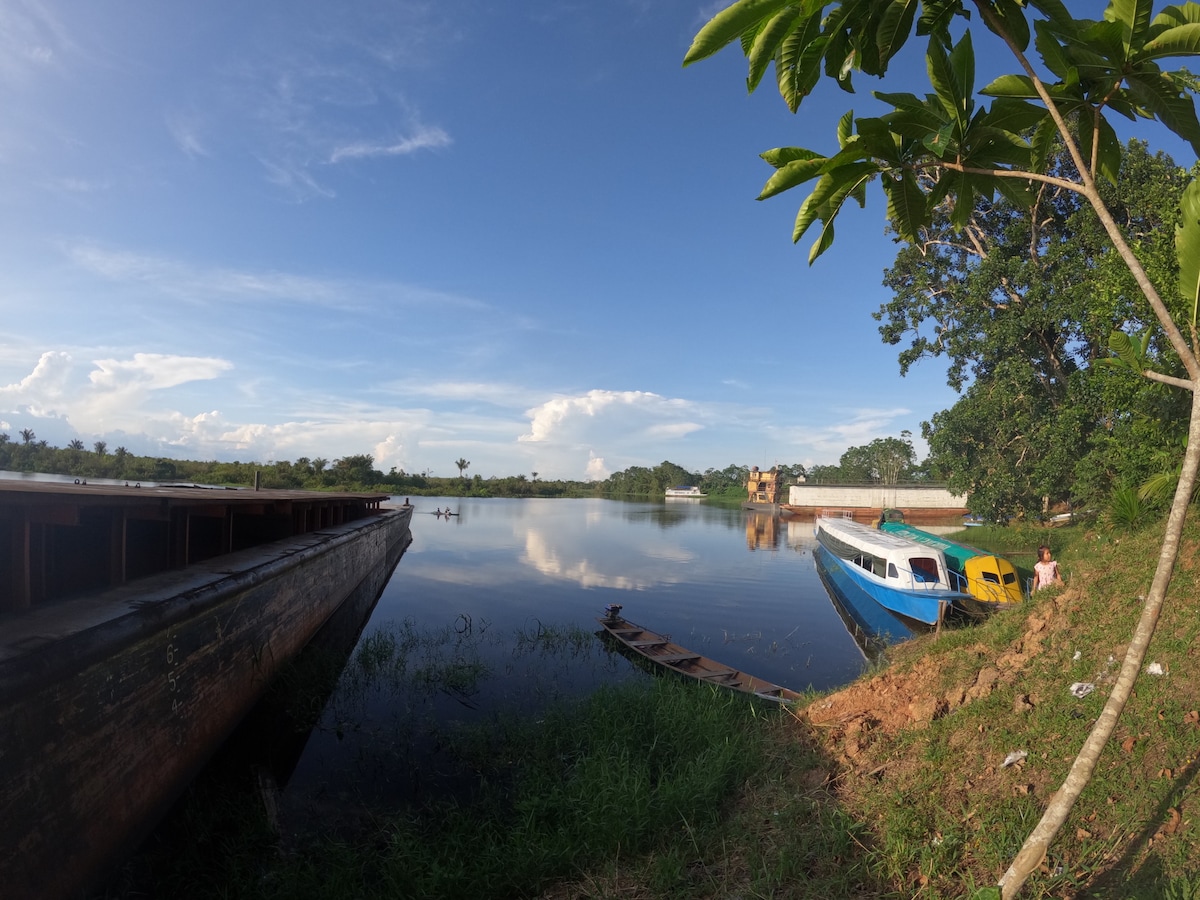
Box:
xmin=596 ymin=607 xmax=802 ymax=704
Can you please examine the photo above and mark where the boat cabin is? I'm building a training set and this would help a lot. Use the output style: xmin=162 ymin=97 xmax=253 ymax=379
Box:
xmin=816 ymin=516 xmax=957 ymax=592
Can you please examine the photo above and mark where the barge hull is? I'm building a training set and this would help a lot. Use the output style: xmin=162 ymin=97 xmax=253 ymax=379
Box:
xmin=0 ymin=505 xmax=412 ymax=900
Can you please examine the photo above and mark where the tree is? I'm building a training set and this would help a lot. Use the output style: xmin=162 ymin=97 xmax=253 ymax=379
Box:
xmin=884 ymin=141 xmax=1191 ymax=518
xmin=837 ymin=434 xmax=918 ymax=483
xmin=455 ymin=458 xmax=470 ymax=479
xmin=93 ymin=441 xmax=107 ymax=457
xmin=20 ymin=429 xmax=35 ymax=445
xmin=686 ymin=2 xmax=1200 ymax=894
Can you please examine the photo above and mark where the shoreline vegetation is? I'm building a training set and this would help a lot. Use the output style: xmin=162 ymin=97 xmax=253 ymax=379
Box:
xmin=0 ymin=437 xmax=947 ymax=510
xmin=99 ymin=517 xmax=1200 ymax=898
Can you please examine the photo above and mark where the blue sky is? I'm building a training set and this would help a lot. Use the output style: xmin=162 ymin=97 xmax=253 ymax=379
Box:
xmin=0 ymin=1 xmax=1187 ymax=481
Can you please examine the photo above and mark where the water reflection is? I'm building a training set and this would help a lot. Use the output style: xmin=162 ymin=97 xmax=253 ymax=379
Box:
xmin=272 ymin=497 xmax=879 ymax=827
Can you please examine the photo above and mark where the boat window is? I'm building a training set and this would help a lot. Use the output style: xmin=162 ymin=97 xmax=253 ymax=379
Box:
xmin=1003 ymin=572 xmax=1016 ymax=584
xmin=910 ymin=557 xmax=940 ymax=584
xmin=982 ymin=571 xmax=1001 ymax=584
xmin=887 ymin=562 xmax=898 ymax=579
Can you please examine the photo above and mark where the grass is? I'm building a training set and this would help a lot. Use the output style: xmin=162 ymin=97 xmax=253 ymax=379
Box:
xmin=100 ymin=514 xmax=1200 ymax=899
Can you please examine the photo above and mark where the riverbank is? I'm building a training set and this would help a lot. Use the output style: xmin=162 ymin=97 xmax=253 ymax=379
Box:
xmin=551 ymin=516 xmax=1200 ymax=897
xmin=95 ymin=515 xmax=1200 ymax=898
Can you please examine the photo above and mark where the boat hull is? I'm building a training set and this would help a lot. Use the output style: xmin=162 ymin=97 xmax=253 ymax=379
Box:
xmin=597 ymin=613 xmax=801 ymax=703
xmin=814 ymin=545 xmax=916 ymax=645
xmin=814 ymin=517 xmax=970 ymax=626
xmin=0 ymin=506 xmax=413 ymax=900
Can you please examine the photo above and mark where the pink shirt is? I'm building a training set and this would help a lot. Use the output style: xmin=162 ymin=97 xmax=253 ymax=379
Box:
xmin=1033 ymin=559 xmax=1060 ymax=589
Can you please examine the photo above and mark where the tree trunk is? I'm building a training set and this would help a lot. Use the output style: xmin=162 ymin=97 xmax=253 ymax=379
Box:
xmin=999 ymin=385 xmax=1200 ymax=897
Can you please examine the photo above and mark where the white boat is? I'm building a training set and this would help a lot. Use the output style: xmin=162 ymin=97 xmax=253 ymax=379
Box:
xmin=665 ymin=486 xmax=706 ymax=498
xmin=814 ymin=515 xmax=971 ymax=627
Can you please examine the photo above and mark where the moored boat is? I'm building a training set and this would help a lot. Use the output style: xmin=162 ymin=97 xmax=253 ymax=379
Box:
xmin=879 ymin=518 xmax=1022 ymax=613
xmin=596 ymin=605 xmax=801 ymax=703
xmin=813 ymin=515 xmax=971 ymax=627
xmin=665 ymin=485 xmax=707 ymax=498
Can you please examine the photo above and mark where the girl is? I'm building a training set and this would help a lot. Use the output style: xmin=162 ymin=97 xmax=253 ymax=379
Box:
xmin=1033 ymin=545 xmax=1064 ymax=591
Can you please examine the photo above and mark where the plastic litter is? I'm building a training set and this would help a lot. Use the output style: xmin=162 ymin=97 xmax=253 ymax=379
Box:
xmin=1003 ymin=750 xmax=1028 ymax=768
xmin=1147 ymin=662 xmax=1167 ymax=676
xmin=1070 ymin=682 xmax=1095 ymax=698
xmin=1072 ymin=650 xmax=1081 ymax=661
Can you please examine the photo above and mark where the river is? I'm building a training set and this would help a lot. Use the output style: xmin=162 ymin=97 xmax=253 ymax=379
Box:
xmin=265 ymin=495 xmax=885 ymax=827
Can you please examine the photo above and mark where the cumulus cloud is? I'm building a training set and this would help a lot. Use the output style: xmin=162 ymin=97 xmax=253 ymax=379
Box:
xmin=520 ymin=390 xmax=702 ymax=444
xmin=0 ymin=351 xmax=235 ymax=442
xmin=585 ymin=451 xmax=608 ymax=481
xmin=0 ymin=351 xmax=73 ymax=416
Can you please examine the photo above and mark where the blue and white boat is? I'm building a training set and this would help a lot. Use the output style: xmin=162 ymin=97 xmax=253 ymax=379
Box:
xmin=814 ymin=515 xmax=972 ymax=627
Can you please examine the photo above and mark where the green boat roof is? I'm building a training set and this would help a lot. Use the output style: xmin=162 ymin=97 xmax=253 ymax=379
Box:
xmin=879 ymin=521 xmax=981 ymax=571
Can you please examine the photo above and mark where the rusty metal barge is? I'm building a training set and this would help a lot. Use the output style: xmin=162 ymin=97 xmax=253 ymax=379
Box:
xmin=0 ymin=480 xmax=413 ymax=900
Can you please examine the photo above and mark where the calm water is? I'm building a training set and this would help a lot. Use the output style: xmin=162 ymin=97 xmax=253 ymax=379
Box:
xmin=272 ymin=496 xmax=875 ymax=824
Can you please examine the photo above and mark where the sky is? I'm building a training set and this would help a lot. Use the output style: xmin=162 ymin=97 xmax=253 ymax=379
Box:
xmin=0 ymin=1 xmax=1191 ymax=482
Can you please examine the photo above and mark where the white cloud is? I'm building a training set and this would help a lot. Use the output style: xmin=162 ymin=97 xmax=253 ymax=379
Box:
xmin=89 ymin=353 xmax=232 ymax=391
xmin=520 ymin=389 xmax=701 ymax=444
xmin=329 ymin=125 xmax=450 ymax=163
xmin=0 ymin=350 xmax=73 ymax=416
xmin=64 ymin=242 xmax=489 ymax=314
xmin=585 ymin=451 xmax=608 ymax=481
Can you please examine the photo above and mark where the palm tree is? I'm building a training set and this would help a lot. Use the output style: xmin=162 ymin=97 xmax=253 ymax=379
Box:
xmin=455 ymin=458 xmax=470 ymax=479
xmin=20 ymin=428 xmax=35 ymax=445
xmin=93 ymin=440 xmax=107 ymax=457
xmin=68 ymin=439 xmax=85 ymax=451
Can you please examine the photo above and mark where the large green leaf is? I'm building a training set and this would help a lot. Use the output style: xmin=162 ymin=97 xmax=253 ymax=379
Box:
xmin=1150 ymin=4 xmax=1200 ymax=35
xmin=927 ymin=32 xmax=975 ymax=132
xmin=1105 ymin=0 xmax=1154 ymax=59
xmin=854 ymin=116 xmax=906 ymax=163
xmin=1140 ymin=22 xmax=1200 ymax=58
xmin=1029 ymin=114 xmax=1058 ymax=174
xmin=776 ymin=17 xmax=827 ymax=110
xmin=802 ymin=166 xmax=876 ymax=263
xmin=1034 ymin=18 xmax=1071 ymax=79
xmin=882 ymin=173 xmax=927 ymax=240
xmin=758 ymin=156 xmax=831 ymax=199
xmin=1125 ymin=68 xmax=1200 ymax=155
xmin=1077 ymin=112 xmax=1123 ymax=183
xmin=1027 ymin=0 xmax=1077 ymax=30
xmin=978 ymin=97 xmax=1048 ymax=134
xmin=979 ymin=73 xmax=1039 ymax=98
xmin=760 ymin=146 xmax=825 ymax=166
xmin=877 ymin=0 xmax=919 ymax=61
xmin=683 ymin=0 xmax=793 ymax=66
xmin=874 ymin=89 xmax=934 ymax=112
xmin=1178 ymin=178 xmax=1200 ymax=326
xmin=981 ymin=0 xmax=1031 ymax=51
xmin=883 ymin=106 xmax=951 ymax=142
xmin=791 ymin=161 xmax=878 ymax=242
xmin=747 ymin=7 xmax=805 ymax=91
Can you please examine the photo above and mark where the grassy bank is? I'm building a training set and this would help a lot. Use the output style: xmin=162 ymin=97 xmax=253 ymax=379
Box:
xmin=102 ymin=516 xmax=1200 ymax=899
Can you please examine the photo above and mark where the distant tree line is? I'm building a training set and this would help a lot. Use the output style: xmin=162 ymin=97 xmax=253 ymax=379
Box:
xmin=1 ymin=430 xmax=940 ymax=500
